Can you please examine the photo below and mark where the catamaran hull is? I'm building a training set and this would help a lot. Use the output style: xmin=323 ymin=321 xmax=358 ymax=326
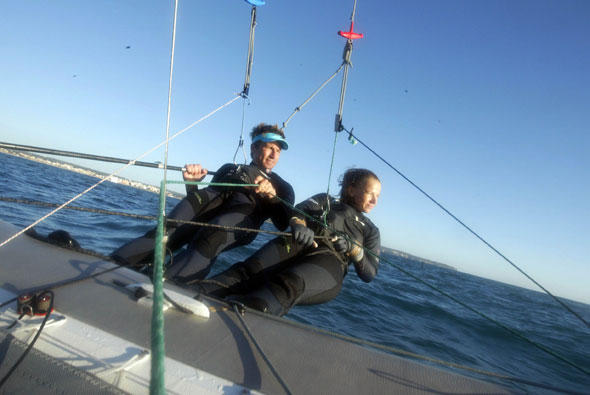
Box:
xmin=0 ymin=220 xmax=509 ymax=394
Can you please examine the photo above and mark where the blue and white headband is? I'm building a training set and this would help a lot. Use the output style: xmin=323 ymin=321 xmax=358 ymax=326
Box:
xmin=252 ymin=132 xmax=289 ymax=150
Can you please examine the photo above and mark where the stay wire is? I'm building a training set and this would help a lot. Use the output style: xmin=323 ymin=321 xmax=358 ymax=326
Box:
xmin=152 ymin=2 xmax=182 ymax=390
xmin=162 ymin=0 xmax=179 ymax=203
xmin=242 ymin=6 xmax=257 ymax=97
xmin=342 ymin=126 xmax=590 ymax=330
xmin=271 ymin=194 xmax=590 ymax=376
xmin=233 ymin=5 xmax=257 ymax=164
xmin=335 ymin=41 xmax=352 ymax=132
xmin=0 ymin=93 xmax=241 ymax=250
xmin=233 ymin=97 xmax=249 ymax=164
xmin=350 ymin=0 xmax=359 ymax=21
xmin=282 ymin=63 xmax=344 ymax=130
xmin=334 ymin=0 xmax=360 ymax=133
xmin=321 ymin=129 xmax=341 ymax=225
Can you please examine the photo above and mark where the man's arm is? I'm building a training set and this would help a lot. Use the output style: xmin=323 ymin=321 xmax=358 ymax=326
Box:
xmin=183 ymin=164 xmax=208 ymax=195
xmin=263 ymin=175 xmax=295 ymax=231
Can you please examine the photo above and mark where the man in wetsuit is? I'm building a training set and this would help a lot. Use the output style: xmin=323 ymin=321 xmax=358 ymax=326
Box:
xmin=111 ymin=123 xmax=294 ymax=284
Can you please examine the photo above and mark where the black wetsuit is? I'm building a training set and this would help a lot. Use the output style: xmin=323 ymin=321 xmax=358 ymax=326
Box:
xmin=202 ymin=193 xmax=380 ymax=316
xmin=111 ymin=163 xmax=294 ymax=282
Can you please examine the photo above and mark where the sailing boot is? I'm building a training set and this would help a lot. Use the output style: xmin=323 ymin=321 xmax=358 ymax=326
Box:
xmin=226 ymin=287 xmax=283 ymax=315
xmin=193 ymin=259 xmax=266 ymax=297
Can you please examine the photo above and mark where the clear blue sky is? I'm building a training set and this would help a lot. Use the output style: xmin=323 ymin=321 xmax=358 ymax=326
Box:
xmin=1 ymin=1 xmax=588 ymax=304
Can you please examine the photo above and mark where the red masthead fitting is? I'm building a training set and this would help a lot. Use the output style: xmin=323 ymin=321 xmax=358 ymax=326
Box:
xmin=338 ymin=21 xmax=363 ymax=40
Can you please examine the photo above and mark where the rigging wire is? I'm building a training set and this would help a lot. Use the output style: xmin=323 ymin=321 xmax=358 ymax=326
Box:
xmin=318 ymin=0 xmax=364 ymax=223
xmin=340 ymin=126 xmax=590 ymax=330
xmin=334 ymin=0 xmax=362 ymax=133
xmin=0 ymin=93 xmax=240 ymax=250
xmin=233 ymin=98 xmax=250 ymax=164
xmin=233 ymin=5 xmax=258 ymax=164
xmin=334 ymin=40 xmax=353 ymax=133
xmin=242 ymin=5 xmax=257 ymax=98
xmin=150 ymin=0 xmax=180 ymax=392
xmin=0 ymin=196 xmax=294 ymax=238
xmin=281 ymin=63 xmax=344 ymax=130
xmin=269 ymin=194 xmax=590 ymax=377
xmin=321 ymin=127 xmax=340 ymax=225
xmin=162 ymin=0 xmax=179 ymax=200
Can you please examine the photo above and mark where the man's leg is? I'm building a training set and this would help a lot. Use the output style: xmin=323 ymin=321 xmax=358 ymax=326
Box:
xmin=111 ymin=189 xmax=224 ymax=266
xmin=165 ymin=207 xmax=261 ymax=283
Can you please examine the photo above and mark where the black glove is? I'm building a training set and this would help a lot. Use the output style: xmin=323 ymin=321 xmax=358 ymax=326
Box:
xmin=291 ymin=223 xmax=315 ymax=247
xmin=333 ymin=236 xmax=364 ymax=262
xmin=333 ymin=236 xmax=351 ymax=254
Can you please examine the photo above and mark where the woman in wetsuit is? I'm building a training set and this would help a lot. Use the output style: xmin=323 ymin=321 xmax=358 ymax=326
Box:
xmin=200 ymin=168 xmax=381 ymax=316
xmin=111 ymin=123 xmax=294 ymax=284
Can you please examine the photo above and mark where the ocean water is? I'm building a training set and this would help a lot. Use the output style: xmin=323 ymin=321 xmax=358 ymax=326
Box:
xmin=1 ymin=152 xmax=589 ymax=393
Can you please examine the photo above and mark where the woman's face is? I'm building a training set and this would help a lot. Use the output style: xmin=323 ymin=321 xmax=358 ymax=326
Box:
xmin=350 ymin=177 xmax=381 ymax=213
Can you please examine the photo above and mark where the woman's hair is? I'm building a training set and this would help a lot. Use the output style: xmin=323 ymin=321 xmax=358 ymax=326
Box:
xmin=339 ymin=168 xmax=380 ymax=205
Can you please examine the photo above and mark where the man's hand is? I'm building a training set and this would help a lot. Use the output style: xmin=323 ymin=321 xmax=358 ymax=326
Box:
xmin=183 ymin=164 xmax=208 ymax=182
xmin=253 ymin=175 xmax=277 ymax=200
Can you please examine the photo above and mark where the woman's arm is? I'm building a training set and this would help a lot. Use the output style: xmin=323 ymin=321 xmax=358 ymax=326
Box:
xmin=351 ymin=224 xmax=380 ymax=282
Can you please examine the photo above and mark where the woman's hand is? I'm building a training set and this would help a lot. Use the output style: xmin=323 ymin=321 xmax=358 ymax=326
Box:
xmin=333 ymin=236 xmax=364 ymax=262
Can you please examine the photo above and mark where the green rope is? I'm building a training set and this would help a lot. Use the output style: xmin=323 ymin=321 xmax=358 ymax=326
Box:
xmin=321 ymin=131 xmax=341 ymax=226
xmin=169 ymin=180 xmax=259 ymax=187
xmin=150 ymin=181 xmax=167 ymax=394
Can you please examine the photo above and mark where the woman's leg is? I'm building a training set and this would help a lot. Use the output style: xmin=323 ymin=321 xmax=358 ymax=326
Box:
xmin=199 ymin=236 xmax=305 ymax=297
xmin=230 ymin=252 xmax=345 ymax=316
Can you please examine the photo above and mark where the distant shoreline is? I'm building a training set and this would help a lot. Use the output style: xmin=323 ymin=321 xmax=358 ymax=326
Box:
xmin=381 ymin=247 xmax=456 ymax=271
xmin=0 ymin=148 xmax=184 ymax=200
xmin=1 ymin=148 xmax=457 ymax=271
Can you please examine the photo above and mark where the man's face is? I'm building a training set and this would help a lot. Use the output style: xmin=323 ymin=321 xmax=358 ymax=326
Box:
xmin=251 ymin=141 xmax=282 ymax=172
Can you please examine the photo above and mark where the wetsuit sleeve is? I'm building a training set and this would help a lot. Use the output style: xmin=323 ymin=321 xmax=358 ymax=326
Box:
xmin=268 ymin=175 xmax=295 ymax=231
xmin=185 ymin=183 xmax=198 ymax=195
xmin=353 ymin=222 xmax=380 ymax=282
xmin=185 ymin=163 xmax=234 ymax=195
xmin=293 ymin=193 xmax=328 ymax=222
